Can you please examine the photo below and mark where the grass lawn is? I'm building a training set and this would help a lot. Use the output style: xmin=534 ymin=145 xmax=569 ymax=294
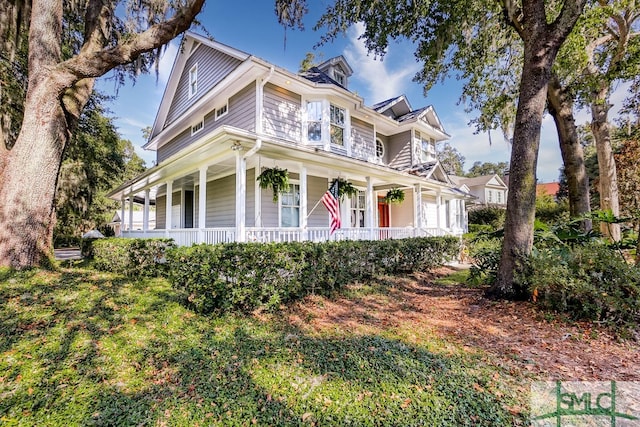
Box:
xmin=1 ymin=266 xmax=531 ymax=426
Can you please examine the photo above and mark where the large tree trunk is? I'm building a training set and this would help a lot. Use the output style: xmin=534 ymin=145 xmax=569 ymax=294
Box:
xmin=0 ymin=81 xmax=72 ymax=267
xmin=0 ymin=0 xmax=204 ymax=269
xmin=547 ymin=73 xmax=591 ymax=231
xmin=591 ymin=85 xmax=621 ymax=241
xmin=490 ymin=0 xmax=586 ymax=299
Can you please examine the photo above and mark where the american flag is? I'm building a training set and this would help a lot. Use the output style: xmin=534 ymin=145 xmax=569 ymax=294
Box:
xmin=321 ymin=179 xmax=341 ymax=235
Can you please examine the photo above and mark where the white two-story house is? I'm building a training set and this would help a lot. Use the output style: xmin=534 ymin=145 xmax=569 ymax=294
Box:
xmin=108 ymin=32 xmax=472 ymax=246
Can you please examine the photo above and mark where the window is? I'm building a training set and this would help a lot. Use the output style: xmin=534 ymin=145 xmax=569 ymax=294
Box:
xmin=330 ymin=104 xmax=345 ymax=146
xmin=191 ymin=119 xmax=204 ymax=135
xmin=188 ymin=64 xmax=198 ymax=98
xmin=215 ymin=104 xmax=228 ymax=120
xmin=350 ymin=191 xmax=366 ymax=228
xmin=487 ymin=190 xmax=493 ymax=203
xmin=333 ymin=70 xmax=346 ymax=87
xmin=497 ymin=191 xmax=502 ymax=204
xmin=375 ymin=139 xmax=385 ymax=160
xmin=307 ymin=101 xmax=322 ymax=142
xmin=416 ymin=131 xmax=436 ymax=163
xmin=280 ymin=184 xmax=300 ymax=227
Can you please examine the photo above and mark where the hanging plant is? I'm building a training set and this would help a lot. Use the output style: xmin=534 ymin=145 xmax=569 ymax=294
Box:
xmin=257 ymin=167 xmax=290 ymax=203
xmin=384 ymin=187 xmax=405 ymax=204
xmin=332 ymin=177 xmax=359 ymax=201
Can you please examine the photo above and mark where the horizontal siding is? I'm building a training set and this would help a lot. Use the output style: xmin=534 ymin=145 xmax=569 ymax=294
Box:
xmin=350 ymin=117 xmax=375 ymax=161
xmin=157 ymin=83 xmax=256 ymax=164
xmin=261 ymin=176 xmax=279 ymax=227
xmin=165 ymin=45 xmax=242 ymax=126
xmin=388 ymin=130 xmax=412 ymax=170
xmin=246 ymin=168 xmax=255 ymax=227
xmin=156 ymin=195 xmax=166 ymax=229
xmin=263 ymin=83 xmax=302 ymax=141
xmin=206 ymin=175 xmax=236 ymax=227
xmin=389 ymin=190 xmax=413 ymax=227
xmin=218 ymin=83 xmax=256 ymax=131
xmin=307 ymin=176 xmax=328 ymax=227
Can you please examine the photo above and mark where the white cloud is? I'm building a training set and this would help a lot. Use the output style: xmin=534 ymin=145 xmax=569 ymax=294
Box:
xmin=343 ymin=23 xmax=420 ymax=104
xmin=157 ymin=41 xmax=179 ymax=86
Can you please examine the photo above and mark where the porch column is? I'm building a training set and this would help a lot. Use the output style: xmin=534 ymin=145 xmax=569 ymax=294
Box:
xmin=255 ymin=156 xmax=262 ymax=227
xmin=300 ymin=166 xmax=308 ymax=240
xmin=413 ymin=184 xmax=422 ymax=236
xmin=120 ymin=197 xmax=126 ymax=235
xmin=143 ymin=189 xmax=150 ymax=232
xmin=436 ymin=189 xmax=442 ymax=234
xmin=235 ymin=151 xmax=246 ymax=242
xmin=366 ymin=176 xmax=374 ymax=240
xmin=165 ymin=180 xmax=173 ymax=236
xmin=128 ymin=191 xmax=134 ymax=232
xmin=198 ymin=165 xmax=208 ymax=243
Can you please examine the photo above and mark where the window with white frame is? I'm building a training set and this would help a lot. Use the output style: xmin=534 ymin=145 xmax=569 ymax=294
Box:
xmin=188 ymin=64 xmax=198 ymax=98
xmin=280 ymin=183 xmax=300 ymax=227
xmin=307 ymin=101 xmax=323 ymax=142
xmin=330 ymin=104 xmax=345 ymax=146
xmin=190 ymin=119 xmax=204 ymax=135
xmin=456 ymin=200 xmax=464 ymax=229
xmin=333 ymin=69 xmax=346 ymax=87
xmin=416 ymin=131 xmax=436 ymax=163
xmin=350 ymin=191 xmax=366 ymax=228
xmin=376 ymin=139 xmax=385 ymax=160
xmin=497 ymin=191 xmax=502 ymax=204
xmin=215 ymin=104 xmax=228 ymax=120
xmin=487 ymin=190 xmax=493 ymax=203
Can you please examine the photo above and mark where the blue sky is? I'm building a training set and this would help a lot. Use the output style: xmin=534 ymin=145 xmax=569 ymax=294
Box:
xmin=95 ymin=1 xmax=613 ymax=183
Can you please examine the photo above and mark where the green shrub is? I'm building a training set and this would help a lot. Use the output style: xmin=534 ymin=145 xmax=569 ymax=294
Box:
xmin=525 ymin=243 xmax=640 ymax=331
xmin=90 ymin=238 xmax=176 ymax=277
xmin=468 ymin=207 xmax=506 ymax=230
xmin=467 ymin=237 xmax=502 ymax=286
xmin=167 ymin=236 xmax=460 ymax=314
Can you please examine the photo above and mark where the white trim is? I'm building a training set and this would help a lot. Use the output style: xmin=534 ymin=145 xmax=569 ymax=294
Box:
xmin=190 ymin=118 xmax=204 ymax=135
xmin=188 ymin=64 xmax=198 ymax=99
xmin=215 ymin=103 xmax=229 ymax=120
xmin=278 ymin=180 xmax=301 ymax=228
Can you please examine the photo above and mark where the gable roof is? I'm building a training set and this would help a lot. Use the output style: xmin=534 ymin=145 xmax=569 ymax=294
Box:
xmin=316 ymin=55 xmax=353 ymax=77
xmin=407 ymin=161 xmax=452 ymax=184
xmin=372 ymin=95 xmax=413 ymax=118
xmin=148 ymin=32 xmax=251 ymax=143
xmin=450 ymin=174 xmax=507 ymax=189
xmin=299 ymin=66 xmax=347 ymax=90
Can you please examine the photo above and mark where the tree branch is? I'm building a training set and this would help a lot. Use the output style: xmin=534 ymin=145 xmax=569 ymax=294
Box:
xmin=59 ymin=0 xmax=204 ymax=82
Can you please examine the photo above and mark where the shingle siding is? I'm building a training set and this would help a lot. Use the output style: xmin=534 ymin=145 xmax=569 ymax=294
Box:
xmin=350 ymin=117 xmax=375 ymax=161
xmin=388 ymin=131 xmax=412 ymax=170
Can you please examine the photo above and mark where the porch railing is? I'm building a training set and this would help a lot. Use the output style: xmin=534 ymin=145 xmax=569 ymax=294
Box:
xmin=122 ymin=226 xmax=457 ymax=246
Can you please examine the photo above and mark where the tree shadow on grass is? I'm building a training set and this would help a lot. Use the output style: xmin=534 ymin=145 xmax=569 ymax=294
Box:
xmin=0 ymin=268 xmax=526 ymax=426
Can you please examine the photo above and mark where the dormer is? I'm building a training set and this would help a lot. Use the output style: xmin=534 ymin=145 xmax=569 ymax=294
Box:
xmin=315 ymin=56 xmax=353 ymax=89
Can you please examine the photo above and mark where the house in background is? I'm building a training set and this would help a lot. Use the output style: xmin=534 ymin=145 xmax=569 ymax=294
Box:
xmin=108 ymin=32 xmax=472 ymax=246
xmin=536 ymin=182 xmax=560 ymax=200
xmin=109 ymin=209 xmax=156 ymax=236
xmin=449 ymin=174 xmax=508 ymax=207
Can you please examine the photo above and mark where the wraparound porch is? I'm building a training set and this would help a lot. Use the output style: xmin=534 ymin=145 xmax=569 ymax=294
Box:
xmin=122 ymin=226 xmax=450 ymax=247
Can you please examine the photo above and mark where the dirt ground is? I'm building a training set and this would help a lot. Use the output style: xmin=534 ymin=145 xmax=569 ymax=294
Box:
xmin=287 ymin=267 xmax=640 ymax=382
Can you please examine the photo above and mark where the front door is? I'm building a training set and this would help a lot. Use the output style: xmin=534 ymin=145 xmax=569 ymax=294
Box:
xmin=377 ymin=197 xmax=390 ymax=227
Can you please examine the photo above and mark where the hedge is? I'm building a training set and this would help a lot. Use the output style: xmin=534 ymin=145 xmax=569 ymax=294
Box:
xmin=166 ymin=236 xmax=460 ymax=314
xmin=89 ymin=238 xmax=176 ymax=277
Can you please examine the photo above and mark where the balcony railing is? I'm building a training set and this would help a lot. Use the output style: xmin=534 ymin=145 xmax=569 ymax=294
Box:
xmin=122 ymin=226 xmax=456 ymax=246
